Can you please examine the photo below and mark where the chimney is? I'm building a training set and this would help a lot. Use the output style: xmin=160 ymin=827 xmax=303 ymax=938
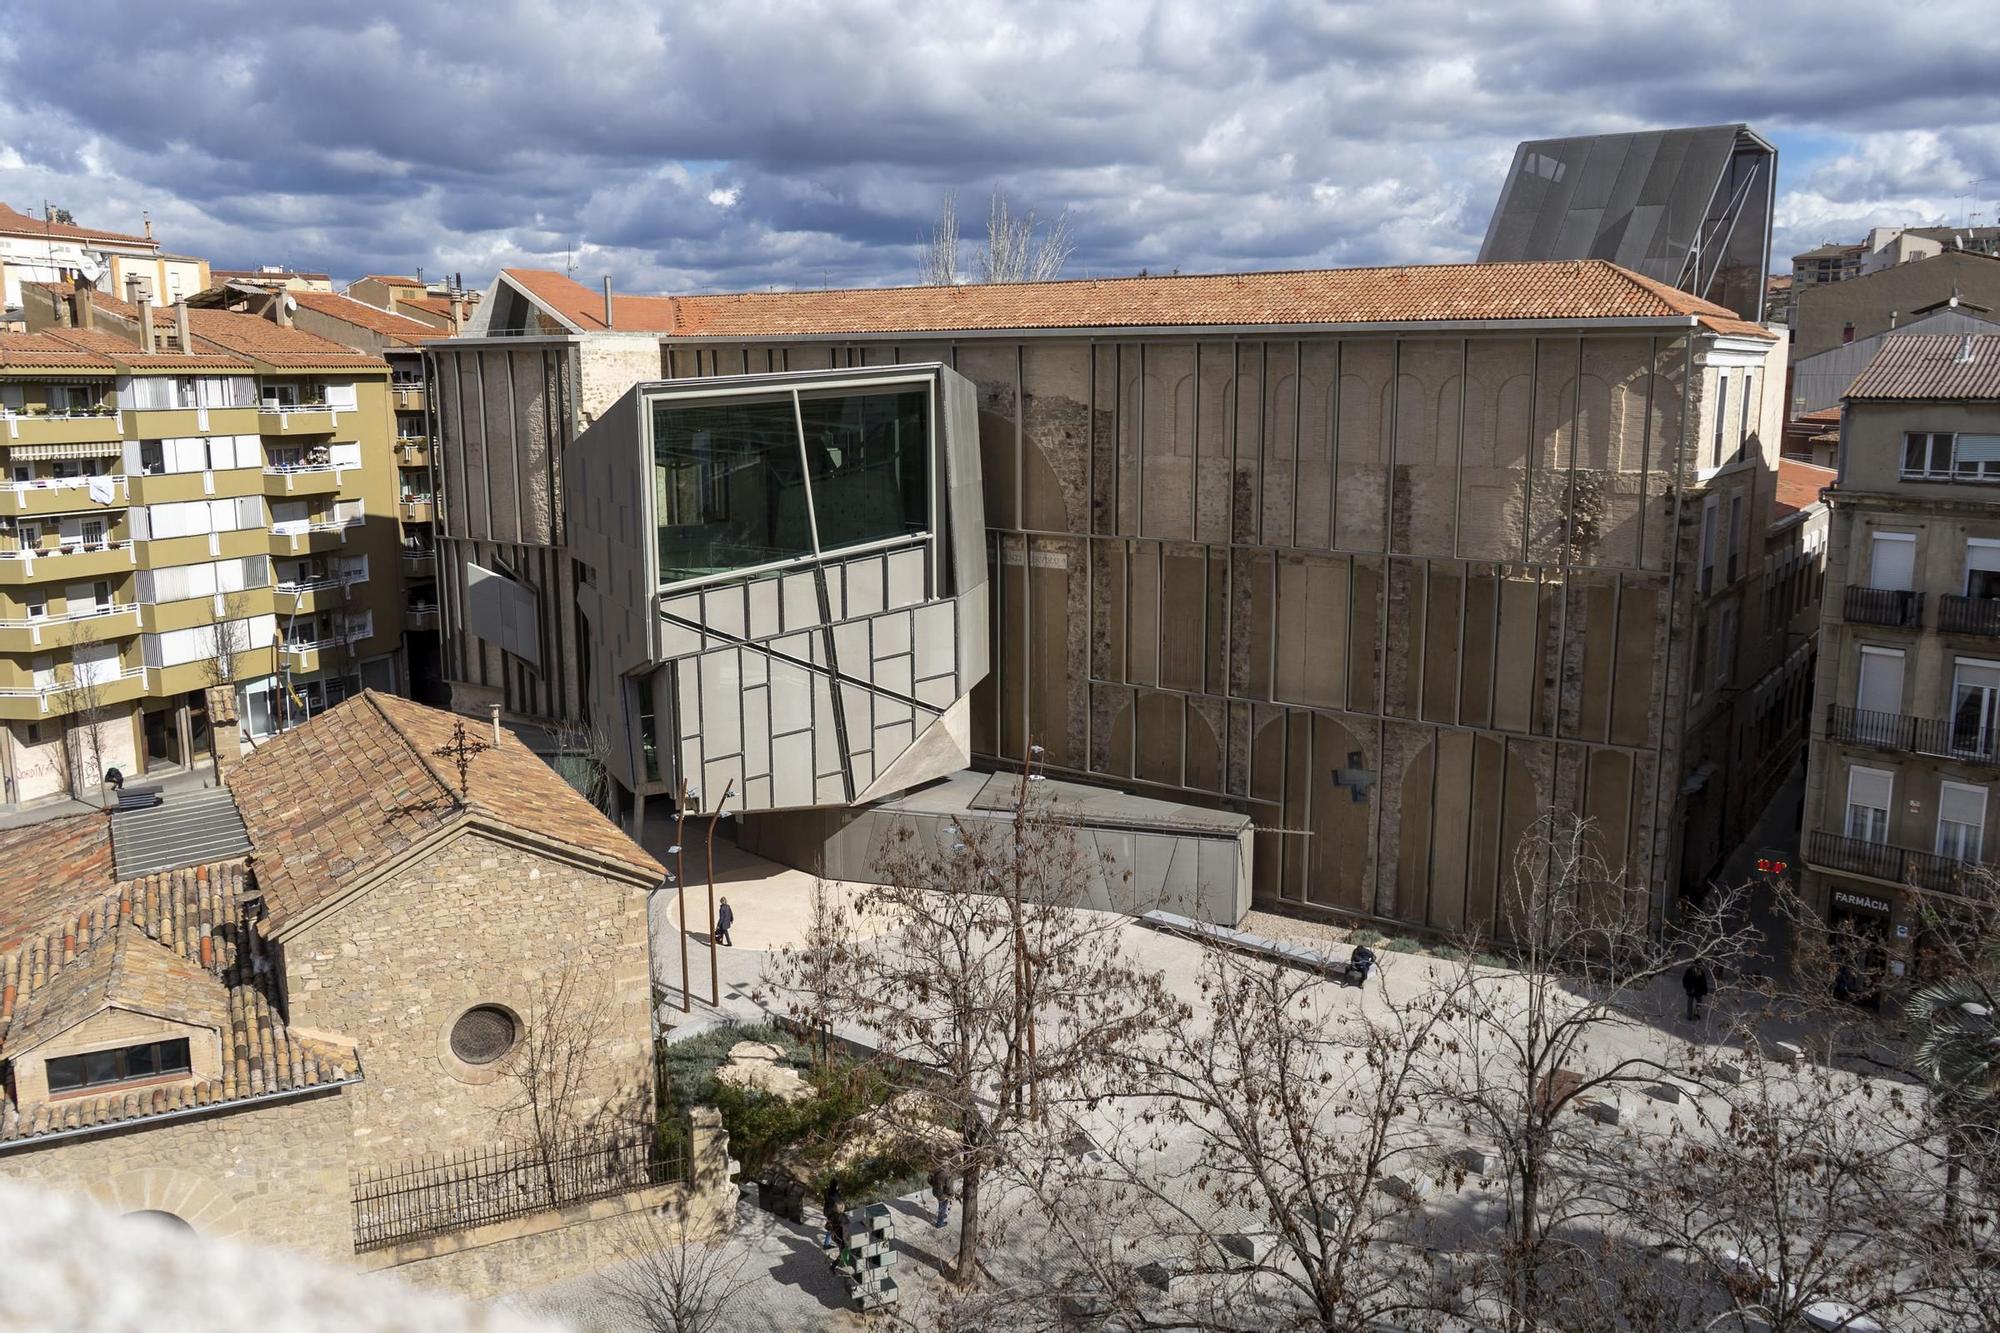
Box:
xmin=602 ymin=275 xmax=614 ymax=329
xmin=275 ymin=294 xmax=292 ymax=328
xmin=142 ymin=211 xmax=153 ymax=241
xmin=174 ymin=300 xmax=190 ymax=354
xmin=130 ymin=277 xmax=157 ymax=354
xmin=450 ymin=295 xmax=466 ymax=331
xmin=1889 ymin=309 xmax=1898 ymax=329
xmin=488 ymin=703 xmax=502 ymax=746
xmin=74 ymin=284 xmax=94 ymax=331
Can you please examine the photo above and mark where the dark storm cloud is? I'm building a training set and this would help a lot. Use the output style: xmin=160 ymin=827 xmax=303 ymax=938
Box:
xmin=3 ymin=0 xmax=1997 ymax=295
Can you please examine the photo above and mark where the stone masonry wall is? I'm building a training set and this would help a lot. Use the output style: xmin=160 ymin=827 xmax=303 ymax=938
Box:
xmin=280 ymin=829 xmax=653 ymax=1170
xmin=0 ymin=1087 xmax=354 ymax=1263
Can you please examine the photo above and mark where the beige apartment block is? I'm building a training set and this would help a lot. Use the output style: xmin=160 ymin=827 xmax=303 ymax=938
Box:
xmin=0 ymin=298 xmax=414 ymax=807
xmin=1802 ymin=334 xmax=2000 ymax=975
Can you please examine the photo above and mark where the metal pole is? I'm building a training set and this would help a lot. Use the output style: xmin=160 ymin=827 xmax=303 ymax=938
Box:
xmin=673 ymin=779 xmax=692 ymax=1013
xmin=705 ymin=779 xmax=736 ymax=1008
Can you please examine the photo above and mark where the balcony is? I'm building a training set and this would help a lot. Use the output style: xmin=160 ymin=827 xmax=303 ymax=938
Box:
xmin=400 ymin=547 xmax=436 ymax=577
xmin=0 ymin=474 xmax=127 ymax=517
xmin=1939 ymin=595 xmax=2000 ymax=637
xmin=1826 ymin=704 xmax=2000 ymax=770
xmin=398 ymin=497 xmax=434 ymax=523
xmin=392 ymin=384 xmax=427 ymax=412
xmin=281 ymin=629 xmax=366 ymax=675
xmin=394 ymin=440 xmax=431 ymax=468
xmin=1806 ymin=827 xmax=1996 ymax=898
xmin=270 ymin=516 xmax=362 ymax=553
xmin=406 ymin=604 xmax=439 ymax=630
xmin=0 ymin=664 xmax=149 ymax=720
xmin=0 ymin=604 xmax=141 ymax=651
xmin=1844 ymin=586 xmax=1923 ymax=629
xmin=0 ymin=540 xmax=135 ymax=585
xmin=0 ymin=410 xmax=123 ymax=447
xmin=262 ymin=464 xmax=347 ymax=498
xmin=257 ymin=405 xmax=339 ymax=436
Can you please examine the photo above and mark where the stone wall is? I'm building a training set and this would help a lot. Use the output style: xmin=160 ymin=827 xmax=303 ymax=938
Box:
xmin=280 ymin=828 xmax=653 ymax=1168
xmin=0 ymin=1086 xmax=354 ymax=1263
xmin=365 ymin=1108 xmax=738 ymax=1300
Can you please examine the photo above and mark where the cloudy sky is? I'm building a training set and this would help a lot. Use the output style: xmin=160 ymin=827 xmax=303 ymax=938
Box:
xmin=3 ymin=1 xmax=1997 ymax=297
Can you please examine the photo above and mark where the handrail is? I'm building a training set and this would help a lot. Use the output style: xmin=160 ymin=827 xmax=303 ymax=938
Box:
xmin=0 ymin=604 xmax=138 ymax=629
xmin=0 ymin=539 xmax=132 ymax=560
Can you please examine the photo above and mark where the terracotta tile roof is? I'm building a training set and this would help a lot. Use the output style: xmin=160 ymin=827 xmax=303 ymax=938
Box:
xmin=229 ymin=692 xmax=664 ymax=937
xmin=186 ymin=309 xmax=387 ymax=369
xmin=0 ymin=332 xmax=117 ymax=371
xmin=5 ymin=923 xmax=229 ymax=1058
xmin=1797 ymin=406 xmax=1842 ymax=425
xmin=355 ymin=274 xmax=420 ymax=287
xmin=22 ymin=280 xmax=175 ymax=326
xmin=500 ymin=259 xmax=1776 ymax=341
xmin=1847 ymin=334 xmax=2000 ymax=401
xmin=0 ymin=860 xmax=360 ymax=1145
xmin=0 ymin=202 xmax=154 ymax=249
xmin=398 ymin=294 xmax=472 ymax=321
xmin=40 ymin=326 xmax=249 ymax=372
xmin=1773 ymin=458 xmax=1836 ymax=521
xmin=0 ymin=815 xmax=117 ymax=953
xmin=286 ymin=289 xmax=443 ymax=344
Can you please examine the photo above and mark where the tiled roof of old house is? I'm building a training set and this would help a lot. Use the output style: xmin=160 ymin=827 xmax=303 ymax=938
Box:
xmin=286 ymin=289 xmax=444 ymax=344
xmin=497 ymin=259 xmax=1775 ymax=340
xmin=1846 ymin=334 xmax=2000 ymax=401
xmin=0 ymin=860 xmax=360 ymax=1145
xmin=1773 ymin=458 xmax=1836 ymax=522
xmin=0 ymin=332 xmax=118 ymax=371
xmin=186 ymin=309 xmax=387 ymax=369
xmin=0 ymin=815 xmax=117 ymax=952
xmin=40 ymin=326 xmax=247 ymax=372
xmin=229 ymin=692 xmax=664 ymax=937
xmin=0 ymin=202 xmax=155 ymax=249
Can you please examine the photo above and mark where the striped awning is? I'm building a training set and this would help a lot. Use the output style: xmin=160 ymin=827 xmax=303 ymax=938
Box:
xmin=7 ymin=440 xmax=123 ymax=460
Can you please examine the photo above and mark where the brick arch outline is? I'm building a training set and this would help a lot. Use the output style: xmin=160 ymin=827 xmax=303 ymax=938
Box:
xmin=96 ymin=1166 xmax=250 ymax=1240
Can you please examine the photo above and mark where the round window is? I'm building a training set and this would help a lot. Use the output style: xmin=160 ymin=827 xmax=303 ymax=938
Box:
xmin=449 ymin=1006 xmax=519 ymax=1065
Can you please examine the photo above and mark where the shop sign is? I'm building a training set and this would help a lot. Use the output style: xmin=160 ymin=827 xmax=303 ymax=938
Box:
xmin=1832 ymin=889 xmax=1892 ymax=916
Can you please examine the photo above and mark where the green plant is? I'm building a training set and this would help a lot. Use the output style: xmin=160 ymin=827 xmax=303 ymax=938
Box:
xmin=1350 ymin=928 xmax=1387 ymax=947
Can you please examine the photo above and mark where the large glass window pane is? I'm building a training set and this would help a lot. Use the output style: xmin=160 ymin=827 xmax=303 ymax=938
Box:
xmin=654 ymin=396 xmax=814 ymax=586
xmin=797 ymin=387 xmax=929 ymax=554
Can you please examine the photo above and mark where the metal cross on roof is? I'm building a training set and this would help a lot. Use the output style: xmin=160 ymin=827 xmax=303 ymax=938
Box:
xmin=431 ymin=719 xmax=492 ymax=799
xmin=1331 ymin=752 xmax=1376 ymax=804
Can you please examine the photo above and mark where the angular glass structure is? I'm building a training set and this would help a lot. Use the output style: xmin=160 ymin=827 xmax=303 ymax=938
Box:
xmin=1478 ymin=124 xmax=1775 ymax=323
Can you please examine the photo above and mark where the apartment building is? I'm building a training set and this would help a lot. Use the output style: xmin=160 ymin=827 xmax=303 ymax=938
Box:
xmin=1793 ymin=250 xmax=2000 ymax=362
xmin=0 ymin=203 xmax=209 ymax=329
xmin=0 ymin=306 xmax=407 ymax=806
xmin=346 ymin=273 xmax=478 ymax=335
xmin=1802 ymin=333 xmax=2000 ymax=969
xmin=429 ymin=257 xmax=1789 ymax=933
xmin=1785 ymin=228 xmax=2000 ymax=327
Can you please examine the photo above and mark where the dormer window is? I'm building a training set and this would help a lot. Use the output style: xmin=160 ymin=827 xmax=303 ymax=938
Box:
xmin=46 ymin=1037 xmax=191 ymax=1095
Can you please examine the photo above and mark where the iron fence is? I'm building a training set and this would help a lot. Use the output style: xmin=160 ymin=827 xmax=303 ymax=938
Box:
xmin=1825 ymin=705 xmax=2000 ymax=768
xmin=1940 ymin=594 xmax=2000 ymax=637
xmin=1843 ymin=586 xmax=1923 ymax=629
xmin=1806 ymin=828 xmax=1995 ymax=898
xmin=350 ymin=1126 xmax=685 ymax=1252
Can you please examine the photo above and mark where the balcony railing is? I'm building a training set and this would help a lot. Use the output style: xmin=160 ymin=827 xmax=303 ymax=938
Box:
xmin=282 ymin=629 xmax=366 ymax=657
xmin=2 ymin=474 xmax=127 ymax=504
xmin=1844 ymin=586 xmax=1923 ymax=628
xmin=1827 ymin=704 xmax=2000 ymax=768
xmin=270 ymin=516 xmax=363 ymax=538
xmin=0 ymin=664 xmax=147 ymax=710
xmin=0 ymin=539 xmax=133 ymax=562
xmin=1807 ymin=827 xmax=1996 ymax=897
xmin=1940 ymin=595 xmax=2000 ymax=637
xmin=275 ymin=573 xmax=364 ymax=597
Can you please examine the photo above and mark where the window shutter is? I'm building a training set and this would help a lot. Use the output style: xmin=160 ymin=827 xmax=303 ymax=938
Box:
xmin=1955 ymin=434 xmax=2000 ymax=463
xmin=1848 ymin=766 xmax=1894 ymax=810
xmin=1940 ymin=782 xmax=1987 ymax=828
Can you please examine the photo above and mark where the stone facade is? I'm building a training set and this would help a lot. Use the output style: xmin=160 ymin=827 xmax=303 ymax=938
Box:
xmin=0 ymin=1087 xmax=354 ymax=1263
xmin=279 ymin=828 xmax=654 ymax=1166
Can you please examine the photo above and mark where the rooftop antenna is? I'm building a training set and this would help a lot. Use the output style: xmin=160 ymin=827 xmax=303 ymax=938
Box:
xmin=564 ymin=242 xmax=577 ymax=280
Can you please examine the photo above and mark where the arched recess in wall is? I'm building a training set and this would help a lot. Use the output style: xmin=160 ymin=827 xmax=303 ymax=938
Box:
xmin=1397 ymin=730 xmax=1542 ymax=937
xmin=1105 ymin=690 xmax=1221 ymax=795
xmin=1021 ymin=422 xmax=1075 ymax=534
xmin=1249 ymin=709 xmax=1374 ymax=915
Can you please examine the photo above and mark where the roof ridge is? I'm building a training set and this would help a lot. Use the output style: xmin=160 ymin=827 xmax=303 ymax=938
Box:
xmin=363 ymin=689 xmax=466 ymax=811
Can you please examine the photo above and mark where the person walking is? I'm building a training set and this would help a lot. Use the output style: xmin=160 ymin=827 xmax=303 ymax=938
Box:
xmin=929 ymin=1162 xmax=955 ymax=1229
xmin=1682 ymin=961 xmax=1710 ymax=1022
xmin=823 ymin=1176 xmax=846 ymax=1270
xmin=715 ymin=896 xmax=734 ymax=947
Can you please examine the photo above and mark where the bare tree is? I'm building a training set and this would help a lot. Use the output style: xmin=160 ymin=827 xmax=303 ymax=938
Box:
xmin=761 ymin=751 xmax=1170 ymax=1285
xmin=918 ymin=189 xmax=961 ymax=286
xmin=918 ymin=189 xmax=1074 ymax=286
xmin=198 ymin=590 xmax=252 ymax=784
xmin=1007 ymin=945 xmax=1471 ymax=1331
xmin=770 ymin=879 xmax=858 ymax=1073
xmin=604 ymin=1204 xmax=756 ymax=1333
xmin=552 ymin=713 xmax=617 ymax=817
xmin=55 ymin=659 xmax=115 ymax=807
xmin=498 ymin=955 xmax=621 ymax=1195
xmin=1425 ymin=814 xmax=1760 ymax=1331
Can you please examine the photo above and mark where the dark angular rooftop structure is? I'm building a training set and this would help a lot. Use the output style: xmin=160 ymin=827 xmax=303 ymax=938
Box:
xmin=1478 ymin=124 xmax=1776 ymax=324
